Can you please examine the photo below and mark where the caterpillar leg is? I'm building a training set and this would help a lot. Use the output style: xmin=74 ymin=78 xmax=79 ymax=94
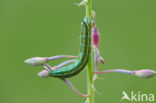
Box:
xmin=62 ymin=79 xmax=88 ymax=98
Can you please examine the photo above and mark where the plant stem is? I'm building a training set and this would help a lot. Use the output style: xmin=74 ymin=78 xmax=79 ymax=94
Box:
xmin=86 ymin=0 xmax=92 ymax=18
xmin=87 ymin=49 xmax=94 ymax=103
xmin=86 ymin=0 xmax=94 ymax=103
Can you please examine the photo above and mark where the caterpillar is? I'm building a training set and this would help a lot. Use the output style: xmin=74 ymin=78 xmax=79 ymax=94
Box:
xmin=49 ymin=17 xmax=92 ymax=78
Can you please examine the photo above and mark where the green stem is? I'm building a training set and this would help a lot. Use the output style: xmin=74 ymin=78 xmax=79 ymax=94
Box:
xmin=86 ymin=0 xmax=94 ymax=103
xmin=87 ymin=49 xmax=94 ymax=103
xmin=86 ymin=0 xmax=92 ymax=18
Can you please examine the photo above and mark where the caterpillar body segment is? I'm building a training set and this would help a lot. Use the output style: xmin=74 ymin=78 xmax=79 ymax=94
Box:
xmin=49 ymin=18 xmax=92 ymax=78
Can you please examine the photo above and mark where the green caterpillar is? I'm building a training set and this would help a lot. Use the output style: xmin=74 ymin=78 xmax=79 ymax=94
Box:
xmin=49 ymin=17 xmax=92 ymax=78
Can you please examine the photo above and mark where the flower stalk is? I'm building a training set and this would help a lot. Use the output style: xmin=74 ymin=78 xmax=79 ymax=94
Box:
xmin=85 ymin=0 xmax=94 ymax=103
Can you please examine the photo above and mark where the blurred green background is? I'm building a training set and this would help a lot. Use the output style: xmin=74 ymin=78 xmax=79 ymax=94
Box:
xmin=0 ymin=0 xmax=156 ymax=103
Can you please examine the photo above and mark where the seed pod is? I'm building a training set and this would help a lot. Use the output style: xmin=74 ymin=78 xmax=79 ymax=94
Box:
xmin=24 ymin=57 xmax=47 ymax=66
xmin=133 ymin=69 xmax=156 ymax=78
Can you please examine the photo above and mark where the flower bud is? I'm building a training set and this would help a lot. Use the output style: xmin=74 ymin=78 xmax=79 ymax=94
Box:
xmin=38 ymin=70 xmax=50 ymax=78
xmin=92 ymin=26 xmax=100 ymax=48
xmin=98 ymin=56 xmax=104 ymax=64
xmin=24 ymin=57 xmax=47 ymax=66
xmin=133 ymin=69 xmax=156 ymax=78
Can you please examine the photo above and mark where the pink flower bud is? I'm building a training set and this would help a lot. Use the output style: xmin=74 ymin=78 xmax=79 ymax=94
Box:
xmin=133 ymin=69 xmax=156 ymax=78
xmin=92 ymin=26 xmax=100 ymax=48
xmin=24 ymin=57 xmax=47 ymax=66
xmin=38 ymin=70 xmax=50 ymax=78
